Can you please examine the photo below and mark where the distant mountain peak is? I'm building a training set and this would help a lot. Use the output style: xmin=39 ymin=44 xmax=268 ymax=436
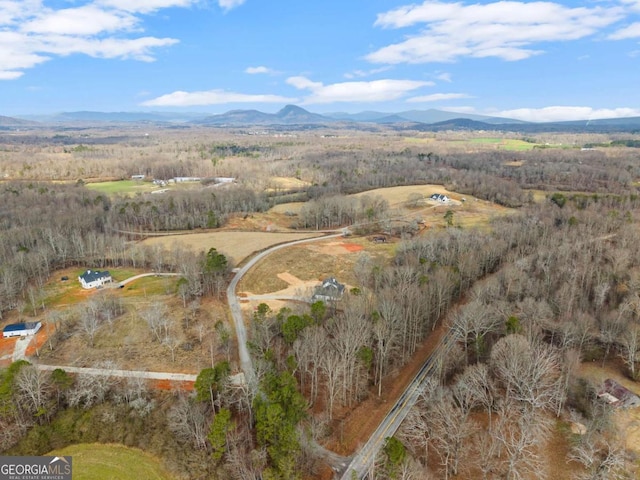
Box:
xmin=277 ymin=104 xmax=309 ymax=116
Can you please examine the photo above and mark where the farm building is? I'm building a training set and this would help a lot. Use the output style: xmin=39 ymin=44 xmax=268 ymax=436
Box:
xmin=598 ymin=379 xmax=640 ymax=408
xmin=173 ymin=177 xmax=201 ymax=183
xmin=79 ymin=269 xmax=112 ymax=289
xmin=3 ymin=321 xmax=42 ymax=338
xmin=430 ymin=193 xmax=449 ymax=203
xmin=312 ymin=277 xmax=345 ymax=302
xmin=213 ymin=177 xmax=236 ymax=184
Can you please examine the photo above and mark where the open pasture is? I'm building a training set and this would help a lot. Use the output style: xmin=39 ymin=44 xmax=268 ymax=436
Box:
xmin=141 ymin=231 xmax=323 ymax=265
xmin=267 ymin=176 xmax=311 ymax=190
xmin=350 ymin=184 xmax=457 ymax=206
xmin=85 ymin=180 xmax=158 ymax=196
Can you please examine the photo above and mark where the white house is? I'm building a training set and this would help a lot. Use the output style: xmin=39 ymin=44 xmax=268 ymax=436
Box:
xmin=131 ymin=174 xmax=145 ymax=180
xmin=3 ymin=321 xmax=42 ymax=338
xmin=78 ymin=269 xmax=112 ymax=289
xmin=430 ymin=193 xmax=449 ymax=203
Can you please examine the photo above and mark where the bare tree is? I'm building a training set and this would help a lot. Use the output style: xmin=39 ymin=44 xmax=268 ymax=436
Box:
xmin=78 ymin=307 xmax=100 ymax=347
xmin=167 ymin=393 xmax=209 ymax=449
xmin=15 ymin=365 xmax=52 ymax=423
xmin=68 ymin=362 xmax=118 ymax=409
xmin=494 ymin=410 xmax=551 ymax=480
xmin=569 ymin=433 xmax=629 ymax=480
xmin=619 ymin=322 xmax=640 ymax=380
xmin=453 ymin=363 xmax=496 ymax=426
xmin=427 ymin=389 xmax=478 ymax=479
xmin=373 ymin=294 xmax=401 ymax=396
xmin=490 ymin=335 xmax=563 ymax=414
xmin=139 ymin=301 xmax=169 ymax=343
xmin=320 ymin=348 xmax=342 ymax=420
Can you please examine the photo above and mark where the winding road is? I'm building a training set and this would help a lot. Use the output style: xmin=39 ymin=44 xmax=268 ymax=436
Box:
xmin=226 ymin=232 xmax=343 ymax=385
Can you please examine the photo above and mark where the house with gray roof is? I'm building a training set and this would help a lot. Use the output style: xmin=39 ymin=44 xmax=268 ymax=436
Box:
xmin=312 ymin=277 xmax=345 ymax=303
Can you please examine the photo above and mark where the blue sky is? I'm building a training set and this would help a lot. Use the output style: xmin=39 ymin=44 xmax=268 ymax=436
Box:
xmin=1 ymin=0 xmax=640 ymax=121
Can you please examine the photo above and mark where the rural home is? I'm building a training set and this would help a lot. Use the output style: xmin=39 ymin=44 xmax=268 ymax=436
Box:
xmin=598 ymin=379 xmax=640 ymax=408
xmin=430 ymin=193 xmax=449 ymax=203
xmin=79 ymin=269 xmax=112 ymax=289
xmin=3 ymin=321 xmax=42 ymax=338
xmin=131 ymin=174 xmax=145 ymax=180
xmin=312 ymin=277 xmax=345 ymax=302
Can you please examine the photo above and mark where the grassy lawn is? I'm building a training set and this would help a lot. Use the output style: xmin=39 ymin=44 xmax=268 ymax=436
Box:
xmin=38 ymin=268 xmax=162 ymax=311
xmin=48 ymin=443 xmax=173 ymax=480
xmin=468 ymin=137 xmax=538 ymax=151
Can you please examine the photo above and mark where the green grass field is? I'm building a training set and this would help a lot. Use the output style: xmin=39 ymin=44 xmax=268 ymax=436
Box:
xmin=48 ymin=444 xmax=173 ymax=480
xmin=39 ymin=268 xmax=171 ymax=312
xmin=85 ymin=180 xmax=157 ymax=196
xmin=468 ymin=138 xmax=538 ymax=151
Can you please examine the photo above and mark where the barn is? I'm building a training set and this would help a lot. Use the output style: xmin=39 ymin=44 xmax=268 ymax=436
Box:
xmin=3 ymin=321 xmax=42 ymax=338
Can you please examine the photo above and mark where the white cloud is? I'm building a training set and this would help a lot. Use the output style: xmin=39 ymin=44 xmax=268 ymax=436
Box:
xmin=368 ymin=1 xmax=623 ymax=64
xmin=245 ymin=66 xmax=274 ymax=74
xmin=343 ymin=66 xmax=391 ymax=79
xmin=609 ymin=22 xmax=640 ymax=39
xmin=218 ymin=0 xmax=246 ymax=11
xmin=98 ymin=0 xmax=196 ymax=14
xmin=0 ymin=0 xmax=184 ymax=79
xmin=407 ymin=93 xmax=470 ymax=102
xmin=141 ymin=89 xmax=296 ymax=106
xmin=286 ymin=76 xmax=431 ymax=104
xmin=22 ymin=5 xmax=137 ymax=35
xmin=435 ymin=72 xmax=452 ymax=82
xmin=494 ymin=106 xmax=640 ymax=122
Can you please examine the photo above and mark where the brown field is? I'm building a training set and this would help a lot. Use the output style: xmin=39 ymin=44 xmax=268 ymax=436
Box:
xmin=268 ymin=201 xmax=306 ymax=214
xmin=350 ymin=184 xmax=458 ymax=206
xmin=37 ymin=294 xmax=230 ymax=373
xmin=238 ymin=237 xmax=390 ymax=296
xmin=141 ymin=231 xmax=323 ymax=265
xmin=267 ymin=176 xmax=311 ymax=190
xmin=12 ymin=267 xmax=232 ymax=373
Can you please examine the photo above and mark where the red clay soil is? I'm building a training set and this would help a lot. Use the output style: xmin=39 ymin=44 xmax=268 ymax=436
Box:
xmin=150 ymin=379 xmax=194 ymax=391
xmin=25 ymin=325 xmax=50 ymax=357
xmin=341 ymin=243 xmax=364 ymax=253
xmin=0 ymin=338 xmax=17 ymax=367
xmin=0 ymin=337 xmax=17 ymax=357
xmin=322 ymin=323 xmax=448 ymax=455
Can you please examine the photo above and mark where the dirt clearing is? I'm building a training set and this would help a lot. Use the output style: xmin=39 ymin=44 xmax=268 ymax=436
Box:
xmin=238 ymin=239 xmax=367 ymax=295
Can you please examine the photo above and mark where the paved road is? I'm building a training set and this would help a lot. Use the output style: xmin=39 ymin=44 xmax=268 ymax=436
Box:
xmin=226 ymin=232 xmax=342 ymax=385
xmin=339 ymin=332 xmax=455 ymax=480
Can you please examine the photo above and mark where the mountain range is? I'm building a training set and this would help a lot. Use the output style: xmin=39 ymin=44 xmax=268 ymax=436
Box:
xmin=4 ymin=106 xmax=640 ymax=133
